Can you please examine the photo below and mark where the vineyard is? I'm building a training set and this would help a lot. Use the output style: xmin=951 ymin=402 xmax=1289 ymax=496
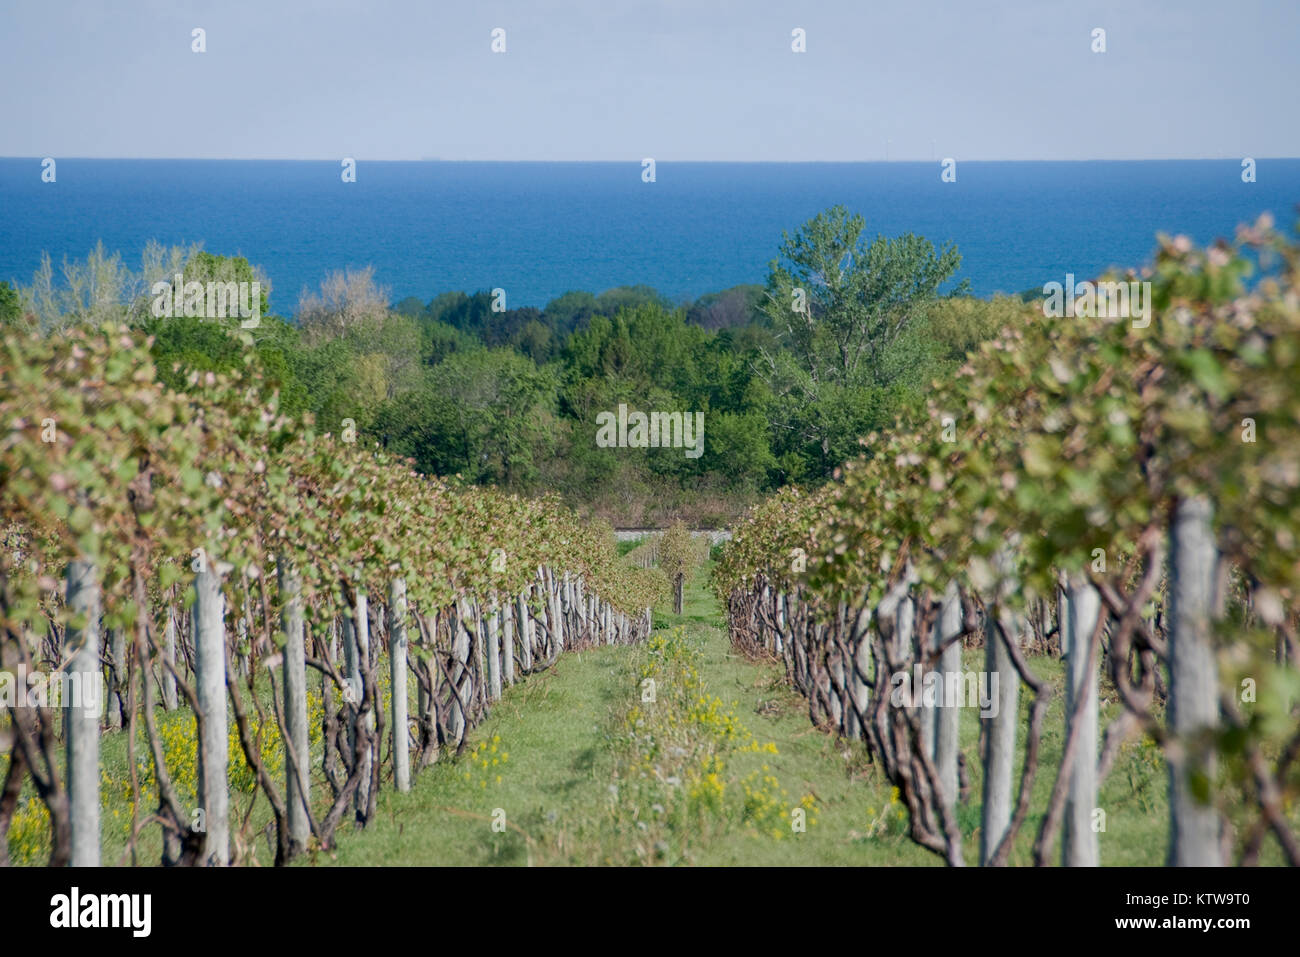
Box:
xmin=0 ymin=326 xmax=664 ymax=866
xmin=3 ymin=218 xmax=1300 ymax=869
xmin=714 ymin=217 xmax=1300 ymax=866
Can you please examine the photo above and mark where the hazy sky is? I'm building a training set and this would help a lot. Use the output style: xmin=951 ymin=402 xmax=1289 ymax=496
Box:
xmin=2 ymin=0 xmax=1296 ymax=161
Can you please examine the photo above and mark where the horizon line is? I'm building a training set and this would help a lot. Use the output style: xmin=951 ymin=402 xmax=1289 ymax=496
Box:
xmin=2 ymin=156 xmax=1295 ymax=164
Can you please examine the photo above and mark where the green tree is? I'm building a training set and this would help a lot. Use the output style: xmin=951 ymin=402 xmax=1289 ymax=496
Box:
xmin=376 ymin=348 xmax=555 ymax=488
xmin=144 ymin=314 xmax=309 ymax=416
xmin=762 ymin=205 xmax=967 ymax=386
xmin=0 ymin=280 xmax=27 ymax=329
xmin=543 ymin=290 xmax=598 ymax=334
xmin=759 ymin=206 xmax=968 ymax=477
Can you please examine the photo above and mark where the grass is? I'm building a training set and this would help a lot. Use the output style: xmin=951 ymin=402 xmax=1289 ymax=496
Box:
xmin=316 ymin=570 xmax=941 ymax=866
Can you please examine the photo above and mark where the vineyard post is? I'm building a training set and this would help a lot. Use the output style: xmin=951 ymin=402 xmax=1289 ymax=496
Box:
xmin=343 ymin=610 xmax=359 ymax=762
xmin=775 ymin=592 xmax=786 ymax=654
xmin=1057 ymin=583 xmax=1071 ymax=657
xmin=325 ymin=616 xmax=338 ymax=698
xmin=1062 ymin=577 xmax=1100 ymax=866
xmin=517 ymin=590 xmax=533 ymax=672
xmin=980 ymin=553 xmax=1020 ymax=866
xmin=501 ymin=589 xmax=515 ymax=685
xmin=64 ymin=558 xmax=101 ymax=867
xmin=567 ymin=575 xmax=578 ymax=638
xmin=194 ymin=565 xmax=229 ymax=866
xmin=389 ymin=578 xmax=410 ymax=793
xmin=486 ymin=593 xmax=502 ymax=702
xmin=935 ymin=581 xmax=962 ymax=817
xmin=162 ymin=604 xmax=179 ymax=711
xmin=352 ymin=589 xmax=374 ymax=819
xmin=236 ymin=613 xmax=250 ymax=678
xmin=1168 ymin=496 xmax=1224 ymax=866
xmin=918 ymin=593 xmax=938 ymax=760
xmin=896 ymin=594 xmax=915 ymax=738
xmin=472 ymin=598 xmax=487 ymax=710
xmin=546 ymin=569 xmax=563 ymax=654
xmin=279 ymin=561 xmax=311 ymax=850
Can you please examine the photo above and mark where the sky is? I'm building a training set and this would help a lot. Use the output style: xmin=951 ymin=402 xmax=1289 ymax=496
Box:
xmin=1 ymin=0 xmax=1297 ymax=161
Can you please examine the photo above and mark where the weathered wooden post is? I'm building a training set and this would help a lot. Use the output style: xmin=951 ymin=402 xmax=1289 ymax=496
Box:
xmin=194 ymin=565 xmax=229 ymax=866
xmin=486 ymin=593 xmax=502 ymax=702
xmin=980 ymin=551 xmax=1020 ymax=866
xmin=1168 ymin=496 xmax=1223 ymax=866
xmin=351 ymin=589 xmax=374 ymax=820
xmin=501 ymin=593 xmax=516 ymax=686
xmin=935 ymin=581 xmax=962 ymax=819
xmin=64 ymin=559 xmax=101 ymax=867
xmin=517 ymin=590 xmax=534 ymax=672
xmin=279 ymin=562 xmax=311 ymax=851
xmin=1063 ymin=576 xmax=1101 ymax=866
xmin=389 ymin=578 xmax=410 ymax=793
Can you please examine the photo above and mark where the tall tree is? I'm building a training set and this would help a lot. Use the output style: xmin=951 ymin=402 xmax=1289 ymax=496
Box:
xmin=759 ymin=206 xmax=966 ymax=474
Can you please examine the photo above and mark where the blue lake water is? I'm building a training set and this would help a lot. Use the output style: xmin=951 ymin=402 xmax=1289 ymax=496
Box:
xmin=1 ymin=158 xmax=1297 ymax=312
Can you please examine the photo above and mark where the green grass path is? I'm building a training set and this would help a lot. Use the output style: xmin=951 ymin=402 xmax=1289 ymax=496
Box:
xmin=314 ymin=561 xmax=1190 ymax=866
xmin=319 ymin=566 xmax=945 ymax=866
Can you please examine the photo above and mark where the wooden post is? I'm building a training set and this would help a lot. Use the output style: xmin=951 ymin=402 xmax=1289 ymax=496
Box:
xmin=918 ymin=593 xmax=937 ymax=760
xmin=352 ymin=589 xmax=373 ymax=819
xmin=980 ymin=552 xmax=1020 ymax=866
xmin=1168 ymin=496 xmax=1224 ymax=866
xmin=501 ymin=593 xmax=516 ymax=686
xmin=486 ymin=594 xmax=502 ymax=702
xmin=935 ymin=581 xmax=962 ymax=819
xmin=517 ymin=590 xmax=533 ymax=672
xmin=547 ymin=570 xmax=563 ymax=655
xmin=1063 ymin=577 xmax=1101 ymax=866
xmin=64 ymin=559 xmax=101 ymax=867
xmin=194 ymin=566 xmax=229 ymax=866
xmin=279 ymin=562 xmax=311 ymax=850
xmin=389 ymin=578 xmax=410 ymax=793
xmin=162 ymin=606 xmax=179 ymax=711
xmin=774 ymin=592 xmax=786 ymax=654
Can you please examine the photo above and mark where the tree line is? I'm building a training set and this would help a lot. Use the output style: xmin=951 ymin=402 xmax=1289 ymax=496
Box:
xmin=1 ymin=207 xmax=1007 ymax=526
